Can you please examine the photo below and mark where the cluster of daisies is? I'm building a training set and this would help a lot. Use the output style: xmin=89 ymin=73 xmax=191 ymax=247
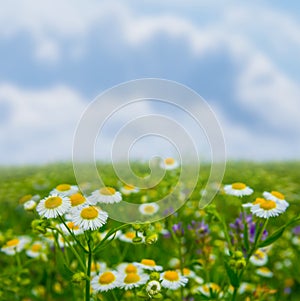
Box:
xmin=223 ymin=182 xmax=289 ymax=218
xmin=90 ymin=259 xmax=188 ymax=295
xmin=21 ymin=182 xmax=163 ymax=232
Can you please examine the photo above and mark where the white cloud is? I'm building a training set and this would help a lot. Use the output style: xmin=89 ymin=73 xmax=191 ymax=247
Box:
xmin=0 ymin=83 xmax=86 ymax=164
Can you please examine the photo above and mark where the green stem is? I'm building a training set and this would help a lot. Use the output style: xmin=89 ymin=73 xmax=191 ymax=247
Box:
xmin=231 ymin=286 xmax=238 ymax=301
xmin=58 ymin=215 xmax=88 ymax=252
xmin=85 ymin=231 xmax=92 ymax=301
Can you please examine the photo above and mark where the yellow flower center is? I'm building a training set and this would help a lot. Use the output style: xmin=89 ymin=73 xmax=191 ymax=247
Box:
xmin=210 ymin=283 xmax=220 ymax=291
xmin=31 ymin=244 xmax=42 ymax=252
xmin=143 ymin=205 xmax=156 ymax=214
xmin=125 ymin=264 xmax=138 ymax=274
xmin=232 ymin=182 xmax=246 ymax=190
xmin=19 ymin=194 xmax=32 ymax=204
xmin=260 ymin=200 xmax=277 ymax=210
xmin=66 ymin=221 xmax=80 ymax=230
xmin=56 ymin=184 xmax=71 ymax=191
xmin=271 ymin=191 xmax=285 ymax=200
xmin=125 ymin=232 xmax=136 ymax=239
xmin=163 ymin=271 xmax=179 ymax=281
xmin=141 ymin=259 xmax=156 ymax=266
xmin=124 ymin=184 xmax=135 ymax=190
xmin=80 ymin=207 xmax=99 ymax=220
xmin=254 ymin=249 xmax=265 ymax=260
xmin=99 ymin=187 xmax=116 ymax=195
xmin=91 ymin=262 xmax=100 ymax=272
xmin=258 ymin=267 xmax=271 ymax=273
xmin=45 ymin=196 xmax=62 ymax=209
xmin=6 ymin=239 xmax=19 ymax=247
xmin=165 ymin=157 xmax=175 ymax=165
xmin=253 ymin=198 xmax=265 ymax=205
xmin=183 ymin=268 xmax=190 ymax=276
xmin=70 ymin=193 xmax=86 ymax=206
xmin=124 ymin=273 xmax=140 ymax=284
xmin=99 ymin=272 xmax=115 ymax=285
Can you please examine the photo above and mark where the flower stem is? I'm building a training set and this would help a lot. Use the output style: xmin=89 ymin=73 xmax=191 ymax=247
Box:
xmin=85 ymin=231 xmax=92 ymax=301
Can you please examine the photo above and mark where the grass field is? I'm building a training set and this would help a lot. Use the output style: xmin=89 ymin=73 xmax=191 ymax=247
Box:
xmin=0 ymin=161 xmax=300 ymax=301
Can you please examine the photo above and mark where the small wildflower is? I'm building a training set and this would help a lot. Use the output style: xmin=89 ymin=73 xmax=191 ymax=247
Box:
xmin=251 ymin=198 xmax=286 ymax=218
xmin=120 ymin=271 xmax=149 ymax=290
xmin=139 ymin=203 xmax=159 ymax=216
xmin=160 ymin=270 xmax=188 ymax=290
xmin=91 ymin=271 xmax=121 ymax=292
xmin=250 ymin=249 xmax=268 ymax=266
xmin=146 ymin=280 xmax=161 ymax=297
xmin=36 ymin=194 xmax=71 ymax=219
xmin=72 ymin=205 xmax=108 ymax=231
xmin=89 ymin=187 xmax=122 ymax=204
xmin=69 ymin=192 xmax=89 ymax=210
xmin=224 ymin=182 xmax=253 ymax=197
xmin=1 ymin=236 xmax=30 ymax=256
xmin=24 ymin=200 xmax=37 ymax=211
xmin=198 ymin=282 xmax=221 ymax=297
xmin=256 ymin=267 xmax=273 ymax=278
xmin=26 ymin=241 xmax=47 ymax=259
xmin=120 ymin=184 xmax=140 ymax=195
xmin=263 ymin=191 xmax=289 ymax=211
xmin=51 ymin=184 xmax=78 ymax=196
xmin=160 ymin=157 xmax=179 ymax=170
xmin=135 ymin=259 xmax=163 ymax=271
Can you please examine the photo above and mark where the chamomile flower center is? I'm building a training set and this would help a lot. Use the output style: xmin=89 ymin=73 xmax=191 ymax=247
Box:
xmin=45 ymin=196 xmax=63 ymax=209
xmin=7 ymin=239 xmax=19 ymax=247
xmin=80 ymin=207 xmax=99 ymax=220
xmin=165 ymin=157 xmax=175 ymax=165
xmin=125 ymin=264 xmax=138 ymax=273
xmin=19 ymin=194 xmax=32 ymax=204
xmin=124 ymin=184 xmax=134 ymax=190
xmin=183 ymin=268 xmax=191 ymax=276
xmin=31 ymin=244 xmax=42 ymax=252
xmin=70 ymin=193 xmax=85 ymax=206
xmin=271 ymin=191 xmax=284 ymax=200
xmin=260 ymin=200 xmax=276 ymax=210
xmin=56 ymin=184 xmax=71 ymax=191
xmin=66 ymin=221 xmax=80 ymax=230
xmin=164 ymin=271 xmax=179 ymax=281
xmin=143 ymin=205 xmax=156 ymax=214
xmin=232 ymin=182 xmax=246 ymax=190
xmin=254 ymin=250 xmax=264 ymax=259
xmin=125 ymin=232 xmax=136 ymax=239
xmin=99 ymin=272 xmax=116 ymax=285
xmin=141 ymin=259 xmax=156 ymax=266
xmin=99 ymin=187 xmax=116 ymax=195
xmin=124 ymin=273 xmax=140 ymax=284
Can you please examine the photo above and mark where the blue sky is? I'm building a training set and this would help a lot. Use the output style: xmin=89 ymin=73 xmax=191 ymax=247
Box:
xmin=0 ymin=0 xmax=300 ymax=164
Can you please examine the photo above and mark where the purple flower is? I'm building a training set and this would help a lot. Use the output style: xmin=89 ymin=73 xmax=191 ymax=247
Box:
xmin=292 ymin=225 xmax=300 ymax=236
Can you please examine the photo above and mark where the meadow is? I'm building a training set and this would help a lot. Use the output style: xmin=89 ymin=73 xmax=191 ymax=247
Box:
xmin=0 ymin=161 xmax=300 ymax=301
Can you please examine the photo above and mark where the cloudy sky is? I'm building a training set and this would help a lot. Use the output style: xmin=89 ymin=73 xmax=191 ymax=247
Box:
xmin=0 ymin=0 xmax=300 ymax=165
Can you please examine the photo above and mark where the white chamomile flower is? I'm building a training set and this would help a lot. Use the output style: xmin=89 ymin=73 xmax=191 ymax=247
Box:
xmin=58 ymin=221 xmax=84 ymax=236
xmin=119 ymin=231 xmax=143 ymax=243
xmin=198 ymin=283 xmax=221 ymax=297
xmin=121 ymin=271 xmax=149 ymax=290
xmin=181 ymin=268 xmax=196 ymax=278
xmin=117 ymin=263 xmax=141 ymax=274
xmin=146 ymin=280 xmax=161 ymax=297
xmin=250 ymin=198 xmax=285 ymax=218
xmin=1 ymin=236 xmax=31 ymax=256
xmin=72 ymin=205 xmax=108 ymax=231
xmin=160 ymin=157 xmax=179 ymax=170
xmin=89 ymin=187 xmax=122 ymax=204
xmin=26 ymin=241 xmax=47 ymax=259
xmin=263 ymin=191 xmax=289 ymax=210
xmin=51 ymin=184 xmax=78 ymax=196
xmin=250 ymin=249 xmax=268 ymax=266
xmin=120 ymin=184 xmax=140 ymax=195
xmin=24 ymin=200 xmax=37 ymax=211
xmin=36 ymin=194 xmax=71 ymax=219
xmin=135 ymin=259 xmax=163 ymax=271
xmin=91 ymin=271 xmax=121 ymax=292
xmin=69 ymin=192 xmax=89 ymax=211
xmin=256 ymin=267 xmax=273 ymax=278
xmin=160 ymin=270 xmax=188 ymax=290
xmin=223 ymin=182 xmax=253 ymax=197
xmin=238 ymin=282 xmax=255 ymax=294
xmin=139 ymin=203 xmax=159 ymax=216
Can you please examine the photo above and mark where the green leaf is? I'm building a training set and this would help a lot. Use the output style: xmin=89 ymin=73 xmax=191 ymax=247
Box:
xmin=224 ymin=262 xmax=239 ymax=288
xmin=258 ymin=215 xmax=300 ymax=248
